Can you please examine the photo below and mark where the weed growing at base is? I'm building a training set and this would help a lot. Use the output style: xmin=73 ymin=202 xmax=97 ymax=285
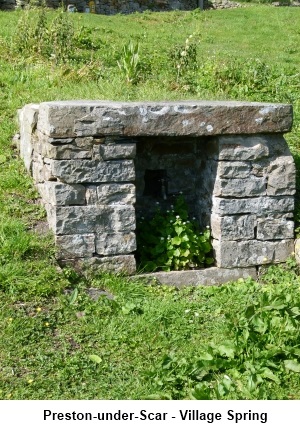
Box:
xmin=137 ymin=196 xmax=213 ymax=272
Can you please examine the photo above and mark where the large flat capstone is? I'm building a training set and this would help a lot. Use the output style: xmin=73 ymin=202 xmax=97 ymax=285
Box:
xmin=36 ymin=100 xmax=293 ymax=138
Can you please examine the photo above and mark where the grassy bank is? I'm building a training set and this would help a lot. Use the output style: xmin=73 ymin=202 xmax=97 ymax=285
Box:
xmin=0 ymin=5 xmax=300 ymax=399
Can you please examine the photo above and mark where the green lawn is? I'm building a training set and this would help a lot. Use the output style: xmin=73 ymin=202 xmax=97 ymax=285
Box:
xmin=0 ymin=5 xmax=300 ymax=399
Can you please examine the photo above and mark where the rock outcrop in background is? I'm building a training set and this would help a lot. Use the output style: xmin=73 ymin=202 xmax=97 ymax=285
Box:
xmin=0 ymin=0 xmax=197 ymax=13
xmin=0 ymin=0 xmax=243 ymax=13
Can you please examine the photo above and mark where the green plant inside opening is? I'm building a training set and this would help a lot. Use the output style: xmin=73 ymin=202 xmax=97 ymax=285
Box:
xmin=136 ymin=195 xmax=214 ymax=272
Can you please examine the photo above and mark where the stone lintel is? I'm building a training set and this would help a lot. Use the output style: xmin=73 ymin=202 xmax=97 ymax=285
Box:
xmin=35 ymin=100 xmax=293 ymax=138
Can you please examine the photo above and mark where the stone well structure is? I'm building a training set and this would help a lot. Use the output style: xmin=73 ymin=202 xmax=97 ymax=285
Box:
xmin=19 ymin=100 xmax=295 ymax=285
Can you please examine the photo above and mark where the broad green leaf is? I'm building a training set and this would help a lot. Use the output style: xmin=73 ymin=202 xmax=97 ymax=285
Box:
xmin=122 ymin=302 xmax=136 ymax=315
xmin=0 ymin=155 xmax=6 ymax=164
xmin=262 ymin=301 xmax=285 ymax=311
xmin=217 ymin=342 xmax=235 ymax=359
xmin=245 ymin=305 xmax=255 ymax=319
xmin=171 ymin=236 xmax=181 ymax=245
xmin=290 ymin=307 xmax=300 ymax=316
xmin=252 ymin=315 xmax=267 ymax=333
xmin=69 ymin=288 xmax=78 ymax=305
xmin=88 ymin=354 xmax=102 ymax=364
xmin=175 ymin=226 xmax=183 ymax=235
xmin=247 ymin=375 xmax=257 ymax=393
xmin=190 ymin=383 xmax=212 ymax=400
xmin=205 ymin=257 xmax=214 ymax=265
xmin=260 ymin=367 xmax=280 ymax=384
xmin=284 ymin=360 xmax=300 ymax=373
xmin=198 ymin=352 xmax=213 ymax=361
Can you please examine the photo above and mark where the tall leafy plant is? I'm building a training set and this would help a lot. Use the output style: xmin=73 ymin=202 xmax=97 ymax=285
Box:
xmin=136 ymin=195 xmax=213 ymax=272
xmin=117 ymin=40 xmax=141 ymax=84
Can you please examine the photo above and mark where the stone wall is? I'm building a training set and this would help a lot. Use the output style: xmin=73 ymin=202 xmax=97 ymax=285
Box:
xmin=0 ymin=0 xmax=197 ymax=12
xmin=19 ymin=100 xmax=295 ymax=277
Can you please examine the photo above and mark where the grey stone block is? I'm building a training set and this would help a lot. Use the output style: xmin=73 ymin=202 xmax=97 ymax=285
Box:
xmin=50 ymin=159 xmax=135 ymax=183
xmin=217 ymin=135 xmax=270 ymax=161
xmin=217 ymin=161 xmax=251 ymax=179
xmin=95 ymin=232 xmax=136 ymax=255
xmin=95 ymin=205 xmax=136 ymax=233
xmin=47 ymin=205 xmax=97 ymax=235
xmin=100 ymin=143 xmax=136 ymax=160
xmin=37 ymin=182 xmax=86 ymax=206
xmin=211 ymin=214 xmax=255 ymax=240
xmin=86 ymin=184 xmax=136 ymax=206
xmin=56 ymin=234 xmax=95 ymax=258
xmin=213 ymin=239 xmax=294 ymax=267
xmin=213 ymin=196 xmax=294 ymax=216
xmin=19 ymin=103 xmax=39 ymax=172
xmin=83 ymin=255 xmax=136 ymax=274
xmin=267 ymin=156 xmax=296 ymax=196
xmin=213 ymin=176 xmax=266 ymax=197
xmin=41 ymin=138 xmax=93 ymax=160
xmin=257 ymin=217 xmax=294 ymax=240
xmin=32 ymin=160 xmax=44 ymax=184
xmin=47 ymin=204 xmax=136 ymax=235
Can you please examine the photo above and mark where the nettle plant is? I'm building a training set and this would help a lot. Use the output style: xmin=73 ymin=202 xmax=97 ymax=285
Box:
xmin=136 ymin=195 xmax=214 ymax=272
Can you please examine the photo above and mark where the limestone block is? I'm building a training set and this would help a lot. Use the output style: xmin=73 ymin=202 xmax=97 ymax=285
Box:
xmin=265 ymin=134 xmax=292 ymax=157
xmin=267 ymin=156 xmax=296 ymax=196
xmin=32 ymin=160 xmax=44 ymax=184
xmin=37 ymin=182 xmax=86 ymax=206
xmin=86 ymin=184 xmax=136 ymax=206
xmin=42 ymin=161 xmax=56 ymax=181
xmin=100 ymin=143 xmax=136 ymax=160
xmin=19 ymin=103 xmax=39 ymax=172
xmin=47 ymin=204 xmax=135 ymax=235
xmin=274 ymin=239 xmax=295 ymax=262
xmin=217 ymin=161 xmax=251 ymax=179
xmin=50 ymin=159 xmax=135 ymax=183
xmin=257 ymin=217 xmax=294 ymax=240
xmin=95 ymin=232 xmax=136 ymax=255
xmin=47 ymin=206 xmax=97 ymax=235
xmin=217 ymin=136 xmax=270 ymax=161
xmin=213 ymin=176 xmax=266 ymax=197
xmin=95 ymin=205 xmax=136 ymax=233
xmin=211 ymin=214 xmax=255 ymax=240
xmin=42 ymin=137 xmax=93 ymax=160
xmin=56 ymin=234 xmax=95 ymax=258
xmin=97 ymin=184 xmax=135 ymax=205
xmin=213 ymin=196 xmax=294 ymax=216
xmin=251 ymin=159 xmax=269 ymax=177
xmin=213 ymin=239 xmax=294 ymax=268
xmin=82 ymin=255 xmax=136 ymax=274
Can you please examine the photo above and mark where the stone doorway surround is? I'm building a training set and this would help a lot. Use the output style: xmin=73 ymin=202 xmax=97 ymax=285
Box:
xmin=19 ymin=100 xmax=295 ymax=286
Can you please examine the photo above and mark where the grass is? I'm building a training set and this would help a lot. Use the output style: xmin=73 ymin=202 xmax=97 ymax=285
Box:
xmin=0 ymin=4 xmax=300 ymax=399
